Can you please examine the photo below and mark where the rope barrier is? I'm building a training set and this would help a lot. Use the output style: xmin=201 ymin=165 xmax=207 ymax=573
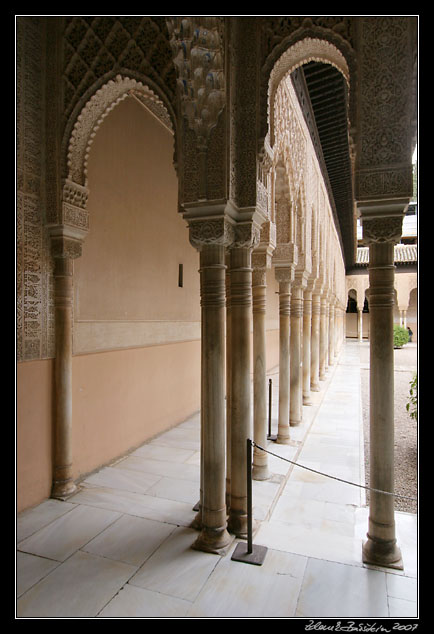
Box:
xmin=252 ymin=441 xmax=418 ymax=502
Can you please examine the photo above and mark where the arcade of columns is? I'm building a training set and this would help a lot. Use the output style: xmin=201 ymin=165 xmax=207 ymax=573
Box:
xmin=38 ymin=17 xmax=416 ymax=572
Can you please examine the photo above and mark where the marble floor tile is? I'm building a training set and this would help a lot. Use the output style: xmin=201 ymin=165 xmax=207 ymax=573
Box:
xmin=386 ymin=572 xmax=418 ymax=602
xmin=272 ymin=495 xmax=326 ymax=528
xmin=149 ymin=427 xmax=200 ymax=451
xmin=17 ymin=505 xmax=121 ymax=562
xmin=17 ymin=550 xmax=136 ymax=618
xmin=130 ymin=443 xmax=196 ymax=463
xmin=296 ymin=558 xmax=389 ymax=618
xmin=186 ymin=545 xmax=308 ymax=618
xmin=68 ymin=486 xmax=196 ymax=527
xmin=129 ymin=526 xmax=220 ymax=602
xmin=83 ymin=515 xmax=176 ymax=566
xmin=256 ymin=518 xmax=363 ymax=566
xmin=98 ymin=584 xmax=191 ymax=618
xmin=83 ymin=465 xmax=162 ymax=495
xmin=144 ymin=475 xmax=199 ymax=505
xmin=17 ymin=499 xmax=76 ymax=542
xmin=16 ymin=551 xmax=60 ymax=597
xmin=114 ymin=455 xmax=200 ymax=482
xmin=387 ymin=596 xmax=418 ymax=618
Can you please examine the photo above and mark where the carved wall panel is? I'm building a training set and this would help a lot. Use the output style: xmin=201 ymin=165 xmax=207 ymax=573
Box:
xmin=167 ymin=17 xmax=227 ymax=207
xmin=355 ymin=17 xmax=417 ymax=201
xmin=17 ymin=18 xmax=55 ymax=362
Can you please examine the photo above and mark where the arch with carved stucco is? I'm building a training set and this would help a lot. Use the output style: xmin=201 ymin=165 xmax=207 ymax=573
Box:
xmin=265 ymin=36 xmax=353 ymax=148
xmin=65 ymin=74 xmax=175 ymax=190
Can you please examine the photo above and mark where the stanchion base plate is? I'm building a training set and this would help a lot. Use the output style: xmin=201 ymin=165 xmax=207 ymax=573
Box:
xmin=231 ymin=542 xmax=268 ymax=566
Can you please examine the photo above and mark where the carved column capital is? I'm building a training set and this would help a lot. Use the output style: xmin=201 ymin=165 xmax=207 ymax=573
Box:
xmin=49 ymin=228 xmax=85 ymax=260
xmin=362 ymin=216 xmax=403 ymax=246
xmin=232 ymin=221 xmax=261 ymax=250
xmin=188 ymin=217 xmax=235 ymax=251
xmin=274 ymin=266 xmax=295 ymax=285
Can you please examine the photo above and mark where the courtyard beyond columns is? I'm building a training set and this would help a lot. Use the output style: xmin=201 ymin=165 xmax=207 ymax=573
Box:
xmin=17 ymin=340 xmax=417 ymax=619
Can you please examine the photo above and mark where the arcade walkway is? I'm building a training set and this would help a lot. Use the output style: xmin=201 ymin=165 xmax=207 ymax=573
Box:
xmin=16 ymin=341 xmax=417 ymax=618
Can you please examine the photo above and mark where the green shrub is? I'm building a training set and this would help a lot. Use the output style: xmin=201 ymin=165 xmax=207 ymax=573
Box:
xmin=393 ymin=324 xmax=409 ymax=348
xmin=406 ymin=373 xmax=417 ymax=421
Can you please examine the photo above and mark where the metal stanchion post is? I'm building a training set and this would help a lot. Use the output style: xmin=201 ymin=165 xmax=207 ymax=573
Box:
xmin=231 ymin=439 xmax=268 ymax=565
xmin=267 ymin=378 xmax=277 ymax=441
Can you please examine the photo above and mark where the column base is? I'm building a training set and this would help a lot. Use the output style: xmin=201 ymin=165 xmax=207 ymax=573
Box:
xmin=190 ymin=509 xmax=202 ymax=531
xmin=290 ymin=419 xmax=302 ymax=427
xmin=227 ymin=510 xmax=249 ymax=538
xmin=303 ymin=395 xmax=313 ymax=405
xmin=276 ymin=433 xmax=291 ymax=445
xmin=252 ymin=464 xmax=271 ymax=481
xmin=362 ymin=535 xmax=403 ymax=570
xmin=192 ymin=526 xmax=234 ymax=555
xmin=311 ymin=383 xmax=320 ymax=392
xmin=51 ymin=479 xmax=77 ymax=500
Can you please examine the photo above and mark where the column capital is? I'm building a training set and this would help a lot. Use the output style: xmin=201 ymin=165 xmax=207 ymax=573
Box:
xmin=48 ymin=225 xmax=86 ymax=259
xmin=188 ymin=216 xmax=235 ymax=251
xmin=357 ymin=199 xmax=408 ymax=245
xmin=273 ymin=242 xmax=298 ymax=269
xmin=274 ymin=265 xmax=295 ymax=285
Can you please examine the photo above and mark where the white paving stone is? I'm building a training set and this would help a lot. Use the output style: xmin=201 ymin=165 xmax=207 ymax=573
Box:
xmin=98 ymin=584 xmax=191 ymax=618
xmin=17 ymin=505 xmax=121 ymax=562
xmin=16 ymin=551 xmax=60 ymax=597
xmin=186 ymin=545 xmax=307 ymax=618
xmin=83 ymin=515 xmax=176 ymax=566
xmin=129 ymin=526 xmax=220 ymax=602
xmin=296 ymin=557 xmax=389 ymax=618
xmin=17 ymin=550 xmax=136 ymax=618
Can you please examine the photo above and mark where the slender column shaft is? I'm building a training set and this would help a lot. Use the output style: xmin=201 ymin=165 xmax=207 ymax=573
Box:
xmin=228 ymin=247 xmax=253 ymax=537
xmin=252 ymin=269 xmax=270 ymax=480
xmin=303 ymin=289 xmax=313 ymax=405
xmin=310 ymin=293 xmax=321 ymax=391
xmin=225 ymin=261 xmax=232 ymax=509
xmin=328 ymin=303 xmax=335 ymax=365
xmin=363 ymin=241 xmax=402 ymax=569
xmin=319 ymin=296 xmax=328 ymax=380
xmin=276 ymin=278 xmax=291 ymax=444
xmin=52 ymin=257 xmax=77 ymax=499
xmin=358 ymin=308 xmax=363 ymax=341
xmin=192 ymin=244 xmax=232 ymax=554
xmin=290 ymin=286 xmax=303 ymax=425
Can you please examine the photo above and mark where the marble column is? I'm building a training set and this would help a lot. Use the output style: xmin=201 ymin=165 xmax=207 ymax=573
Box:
xmin=319 ymin=294 xmax=328 ymax=381
xmin=192 ymin=243 xmax=232 ymax=554
xmin=275 ymin=267 xmax=292 ymax=444
xmin=303 ymin=284 xmax=313 ymax=405
xmin=225 ymin=257 xmax=232 ymax=510
xmin=51 ymin=254 xmax=77 ymax=499
xmin=310 ymin=289 xmax=321 ymax=392
xmin=290 ymin=281 xmax=304 ymax=426
xmin=358 ymin=307 xmax=363 ymax=341
xmin=362 ymin=215 xmax=403 ymax=570
xmin=228 ymin=245 xmax=253 ymax=537
xmin=252 ymin=266 xmax=270 ymax=480
xmin=328 ymin=301 xmax=335 ymax=365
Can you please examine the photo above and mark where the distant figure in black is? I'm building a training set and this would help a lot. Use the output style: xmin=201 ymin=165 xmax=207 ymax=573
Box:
xmin=407 ymin=326 xmax=413 ymax=342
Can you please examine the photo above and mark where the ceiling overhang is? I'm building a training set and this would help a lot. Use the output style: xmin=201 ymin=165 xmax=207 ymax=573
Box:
xmin=291 ymin=61 xmax=355 ymax=270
